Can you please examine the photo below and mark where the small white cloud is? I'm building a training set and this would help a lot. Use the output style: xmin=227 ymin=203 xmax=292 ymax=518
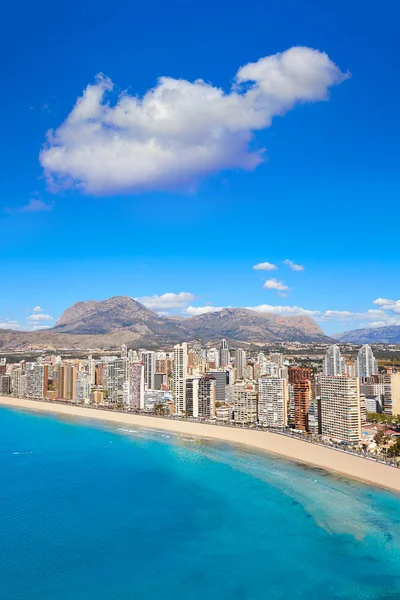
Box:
xmin=183 ymin=306 xmax=224 ymax=317
xmin=135 ymin=292 xmax=194 ymax=309
xmin=263 ymin=278 xmax=289 ymax=291
xmin=27 ymin=313 xmax=54 ymax=322
xmin=246 ymin=304 xmax=320 ymax=317
xmin=253 ymin=261 xmax=277 ymax=271
xmin=40 ymin=47 xmax=347 ymax=195
xmin=366 ymin=321 xmax=387 ymax=328
xmin=31 ymin=306 xmax=43 ymax=312
xmin=283 ymin=259 xmax=304 ymax=271
xmin=31 ymin=325 xmax=51 ymax=330
xmin=157 ymin=311 xmax=169 ymax=317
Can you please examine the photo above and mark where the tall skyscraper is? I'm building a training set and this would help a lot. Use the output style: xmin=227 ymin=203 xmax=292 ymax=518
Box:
xmin=121 ymin=344 xmax=128 ymax=359
xmin=173 ymin=343 xmax=188 ymax=414
xmin=127 ymin=362 xmax=145 ymax=410
xmin=323 ymin=345 xmax=345 ymax=376
xmin=141 ymin=351 xmax=155 ymax=390
xmin=320 ymin=376 xmax=361 ymax=442
xmin=288 ymin=367 xmax=311 ymax=431
xmin=258 ymin=376 xmax=288 ymax=427
xmin=235 ymin=348 xmax=246 ymax=380
xmin=355 ymin=345 xmax=378 ymax=378
xmin=186 ymin=377 xmax=200 ymax=418
xmin=219 ymin=339 xmax=230 ymax=367
xmin=198 ymin=375 xmax=216 ymax=418
xmin=104 ymin=359 xmax=128 ymax=404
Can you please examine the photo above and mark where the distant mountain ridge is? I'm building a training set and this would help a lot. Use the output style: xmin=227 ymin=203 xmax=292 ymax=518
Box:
xmin=335 ymin=324 xmax=400 ymax=344
xmin=0 ymin=296 xmax=332 ymax=351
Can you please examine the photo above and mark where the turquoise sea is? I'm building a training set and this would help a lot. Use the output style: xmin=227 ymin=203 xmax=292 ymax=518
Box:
xmin=1 ymin=407 xmax=400 ymax=600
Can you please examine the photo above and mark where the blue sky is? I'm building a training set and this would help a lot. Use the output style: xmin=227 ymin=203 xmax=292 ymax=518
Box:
xmin=1 ymin=0 xmax=399 ymax=335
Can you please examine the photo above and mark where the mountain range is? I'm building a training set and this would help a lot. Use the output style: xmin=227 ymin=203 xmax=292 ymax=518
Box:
xmin=0 ymin=296 xmax=331 ymax=351
xmin=334 ymin=324 xmax=400 ymax=344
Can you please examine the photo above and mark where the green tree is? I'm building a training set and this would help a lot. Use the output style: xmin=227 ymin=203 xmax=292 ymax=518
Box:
xmin=387 ymin=438 xmax=400 ymax=457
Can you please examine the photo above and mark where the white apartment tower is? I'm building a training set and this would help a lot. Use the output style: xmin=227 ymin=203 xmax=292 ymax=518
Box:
xmin=235 ymin=348 xmax=246 ymax=380
xmin=355 ymin=345 xmax=378 ymax=378
xmin=323 ymin=345 xmax=346 ymax=377
xmin=320 ymin=376 xmax=361 ymax=442
xmin=174 ymin=343 xmax=188 ymax=414
xmin=258 ymin=376 xmax=288 ymax=427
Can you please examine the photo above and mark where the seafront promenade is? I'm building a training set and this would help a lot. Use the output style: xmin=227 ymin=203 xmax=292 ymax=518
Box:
xmin=1 ymin=395 xmax=400 ymax=494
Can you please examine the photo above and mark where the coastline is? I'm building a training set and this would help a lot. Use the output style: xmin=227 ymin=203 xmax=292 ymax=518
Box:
xmin=1 ymin=395 xmax=400 ymax=494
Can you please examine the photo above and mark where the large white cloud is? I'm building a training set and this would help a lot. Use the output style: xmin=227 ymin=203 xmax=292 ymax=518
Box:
xmin=135 ymin=292 xmax=194 ymax=309
xmin=373 ymin=298 xmax=400 ymax=314
xmin=40 ymin=47 xmax=347 ymax=195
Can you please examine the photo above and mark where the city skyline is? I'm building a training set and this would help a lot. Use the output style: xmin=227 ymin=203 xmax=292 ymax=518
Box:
xmin=1 ymin=0 xmax=399 ymax=335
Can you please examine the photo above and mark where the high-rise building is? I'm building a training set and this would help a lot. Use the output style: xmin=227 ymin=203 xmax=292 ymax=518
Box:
xmin=206 ymin=369 xmax=229 ymax=404
xmin=12 ymin=368 xmax=25 ymax=398
xmin=127 ymin=362 xmax=144 ymax=410
xmin=235 ymin=348 xmax=246 ymax=380
xmin=355 ymin=345 xmax=378 ymax=378
xmin=288 ymin=367 xmax=311 ymax=431
xmin=323 ymin=345 xmax=345 ymax=377
xmin=258 ymin=376 xmax=288 ymax=427
xmin=320 ymin=376 xmax=361 ymax=442
xmin=75 ymin=374 xmax=91 ymax=404
xmin=198 ymin=374 xmax=216 ymax=418
xmin=383 ymin=373 xmax=400 ymax=416
xmin=121 ymin=344 xmax=128 ymax=359
xmin=141 ymin=351 xmax=155 ymax=390
xmin=104 ymin=359 xmax=128 ymax=404
xmin=186 ymin=377 xmax=200 ymax=417
xmin=270 ymin=353 xmax=284 ymax=368
xmin=206 ymin=348 xmax=220 ymax=369
xmin=233 ymin=384 xmax=258 ymax=424
xmin=219 ymin=339 xmax=230 ymax=367
xmin=25 ymin=364 xmax=48 ymax=398
xmin=173 ymin=343 xmax=188 ymax=414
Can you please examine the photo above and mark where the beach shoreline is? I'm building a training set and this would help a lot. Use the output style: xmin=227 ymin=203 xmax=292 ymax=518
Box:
xmin=1 ymin=395 xmax=399 ymax=494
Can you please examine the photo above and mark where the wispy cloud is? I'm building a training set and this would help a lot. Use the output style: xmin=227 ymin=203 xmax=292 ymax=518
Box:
xmin=5 ymin=195 xmax=53 ymax=214
xmin=283 ymin=259 xmax=304 ymax=271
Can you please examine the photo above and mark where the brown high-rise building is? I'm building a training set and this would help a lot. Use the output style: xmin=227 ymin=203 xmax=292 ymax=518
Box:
xmin=289 ymin=367 xmax=311 ymax=384
xmin=289 ymin=367 xmax=311 ymax=431
xmin=56 ymin=364 xmax=77 ymax=400
xmin=293 ymin=379 xmax=311 ymax=431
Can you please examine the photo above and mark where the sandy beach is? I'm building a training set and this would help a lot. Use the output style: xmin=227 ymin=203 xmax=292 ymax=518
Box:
xmin=1 ymin=395 xmax=400 ymax=493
